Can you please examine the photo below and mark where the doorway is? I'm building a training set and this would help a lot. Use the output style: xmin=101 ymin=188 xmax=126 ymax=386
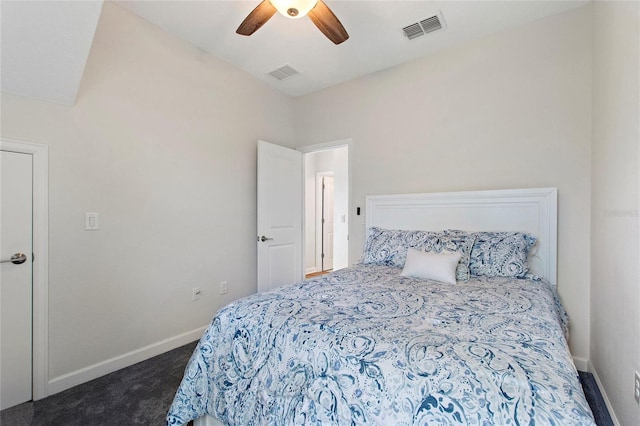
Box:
xmin=301 ymin=141 xmax=349 ymax=278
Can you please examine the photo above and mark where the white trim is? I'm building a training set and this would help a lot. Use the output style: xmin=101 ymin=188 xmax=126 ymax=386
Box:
xmin=573 ymin=356 xmax=589 ymax=372
xmin=588 ymin=360 xmax=621 ymax=426
xmin=296 ymin=138 xmax=350 ymax=153
xmin=48 ymin=326 xmax=206 ymax=396
xmin=1 ymin=138 xmax=49 ymax=400
xmin=304 ymin=267 xmax=317 ymax=275
xmin=315 ymin=171 xmax=334 ymax=272
xmin=366 ymin=187 xmax=558 ymax=286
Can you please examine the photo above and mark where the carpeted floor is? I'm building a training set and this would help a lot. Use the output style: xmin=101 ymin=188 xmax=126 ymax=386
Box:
xmin=0 ymin=341 xmax=197 ymax=426
xmin=579 ymin=371 xmax=615 ymax=426
xmin=1 ymin=341 xmax=614 ymax=426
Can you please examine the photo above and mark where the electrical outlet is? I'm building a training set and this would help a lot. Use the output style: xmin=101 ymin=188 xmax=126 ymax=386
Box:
xmin=192 ymin=287 xmax=201 ymax=301
xmin=220 ymin=281 xmax=228 ymax=295
xmin=634 ymin=371 xmax=640 ymax=404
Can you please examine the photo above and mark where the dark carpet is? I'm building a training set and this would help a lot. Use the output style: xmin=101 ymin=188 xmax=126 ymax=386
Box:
xmin=579 ymin=371 xmax=614 ymax=426
xmin=1 ymin=342 xmax=613 ymax=426
xmin=0 ymin=341 xmax=197 ymax=426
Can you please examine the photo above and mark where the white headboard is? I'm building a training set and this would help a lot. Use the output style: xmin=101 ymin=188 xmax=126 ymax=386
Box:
xmin=365 ymin=188 xmax=558 ymax=286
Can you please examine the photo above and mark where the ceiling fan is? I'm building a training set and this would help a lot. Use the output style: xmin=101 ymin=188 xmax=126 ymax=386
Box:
xmin=236 ymin=0 xmax=349 ymax=45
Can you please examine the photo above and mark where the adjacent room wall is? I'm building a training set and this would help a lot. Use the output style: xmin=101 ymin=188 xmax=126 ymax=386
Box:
xmin=0 ymin=2 xmax=294 ymax=393
xmin=590 ymin=2 xmax=640 ymax=425
xmin=331 ymin=146 xmax=349 ymax=270
xmin=293 ymin=6 xmax=593 ymax=360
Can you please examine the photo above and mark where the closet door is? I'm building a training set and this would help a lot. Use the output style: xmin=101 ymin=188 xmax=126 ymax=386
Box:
xmin=1 ymin=150 xmax=33 ymax=410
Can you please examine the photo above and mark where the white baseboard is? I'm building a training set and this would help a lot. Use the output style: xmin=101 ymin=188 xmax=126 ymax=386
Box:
xmin=305 ymin=267 xmax=317 ymax=275
xmin=573 ymin=356 xmax=589 ymax=372
xmin=46 ymin=326 xmax=206 ymax=397
xmin=588 ymin=361 xmax=620 ymax=426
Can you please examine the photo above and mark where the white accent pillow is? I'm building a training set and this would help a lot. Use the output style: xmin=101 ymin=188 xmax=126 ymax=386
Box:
xmin=400 ymin=248 xmax=462 ymax=284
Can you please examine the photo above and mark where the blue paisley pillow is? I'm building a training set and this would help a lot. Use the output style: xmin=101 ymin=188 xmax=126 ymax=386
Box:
xmin=361 ymin=227 xmax=475 ymax=281
xmin=469 ymin=231 xmax=537 ymax=278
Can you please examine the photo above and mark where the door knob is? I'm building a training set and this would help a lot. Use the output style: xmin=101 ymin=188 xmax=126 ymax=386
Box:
xmin=258 ymin=236 xmax=274 ymax=242
xmin=0 ymin=253 xmax=28 ymax=265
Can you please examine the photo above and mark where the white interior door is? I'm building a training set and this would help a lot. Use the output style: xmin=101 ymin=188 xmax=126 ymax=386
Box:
xmin=1 ymin=150 xmax=33 ymax=410
xmin=257 ymin=141 xmax=302 ymax=292
xmin=322 ymin=176 xmax=334 ymax=271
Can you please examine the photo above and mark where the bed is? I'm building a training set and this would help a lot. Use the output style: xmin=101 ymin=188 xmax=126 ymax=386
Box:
xmin=167 ymin=187 xmax=595 ymax=426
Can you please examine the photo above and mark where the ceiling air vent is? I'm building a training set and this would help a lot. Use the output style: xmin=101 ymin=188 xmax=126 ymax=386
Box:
xmin=268 ymin=65 xmax=299 ymax=81
xmin=402 ymin=11 xmax=446 ymax=40
xmin=402 ymin=23 xmax=424 ymax=40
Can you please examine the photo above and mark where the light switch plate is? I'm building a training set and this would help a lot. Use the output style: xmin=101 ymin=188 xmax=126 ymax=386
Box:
xmin=85 ymin=213 xmax=99 ymax=231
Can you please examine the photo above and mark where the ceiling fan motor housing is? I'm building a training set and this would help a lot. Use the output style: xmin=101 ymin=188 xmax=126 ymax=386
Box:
xmin=270 ymin=0 xmax=318 ymax=19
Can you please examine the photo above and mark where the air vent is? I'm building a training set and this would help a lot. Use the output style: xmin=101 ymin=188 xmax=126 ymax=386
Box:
xmin=402 ymin=11 xmax=446 ymax=40
xmin=267 ymin=65 xmax=299 ymax=81
xmin=402 ymin=23 xmax=423 ymax=40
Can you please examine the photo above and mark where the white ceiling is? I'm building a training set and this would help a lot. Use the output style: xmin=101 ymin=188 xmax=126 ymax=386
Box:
xmin=1 ymin=0 xmax=103 ymax=105
xmin=1 ymin=0 xmax=589 ymax=104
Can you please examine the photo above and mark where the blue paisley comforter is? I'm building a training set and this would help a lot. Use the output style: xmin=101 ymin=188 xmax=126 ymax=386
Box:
xmin=167 ymin=264 xmax=595 ymax=425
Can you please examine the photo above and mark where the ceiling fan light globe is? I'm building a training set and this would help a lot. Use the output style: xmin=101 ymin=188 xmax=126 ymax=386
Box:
xmin=269 ymin=0 xmax=318 ymax=19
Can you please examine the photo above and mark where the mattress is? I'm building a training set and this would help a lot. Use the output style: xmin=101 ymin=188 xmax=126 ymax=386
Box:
xmin=167 ymin=264 xmax=595 ymax=425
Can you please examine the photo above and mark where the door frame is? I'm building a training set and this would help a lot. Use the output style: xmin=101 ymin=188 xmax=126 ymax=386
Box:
xmin=315 ymin=172 xmax=334 ymax=272
xmin=298 ymin=138 xmax=351 ymax=271
xmin=0 ymin=138 xmax=49 ymax=400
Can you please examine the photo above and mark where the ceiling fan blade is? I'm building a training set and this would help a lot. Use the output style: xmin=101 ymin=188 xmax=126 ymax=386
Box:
xmin=308 ymin=0 xmax=349 ymax=45
xmin=236 ymin=0 xmax=277 ymax=36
